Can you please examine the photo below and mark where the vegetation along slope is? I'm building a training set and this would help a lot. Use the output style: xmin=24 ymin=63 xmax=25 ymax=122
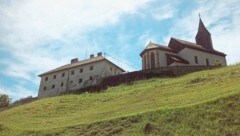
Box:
xmin=0 ymin=64 xmax=240 ymax=136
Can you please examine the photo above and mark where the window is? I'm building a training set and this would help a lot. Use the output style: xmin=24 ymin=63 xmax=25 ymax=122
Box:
xmin=194 ymin=56 xmax=198 ymax=64
xmin=53 ymin=75 xmax=56 ymax=79
xmin=52 ymin=84 xmax=55 ymax=89
xmin=89 ymin=76 xmax=93 ymax=80
xmin=110 ymin=67 xmax=112 ymax=71
xmin=62 ymin=73 xmax=65 ymax=77
xmin=150 ymin=52 xmax=155 ymax=68
xmin=79 ymin=78 xmax=82 ymax=83
xmin=80 ymin=68 xmax=83 ymax=73
xmin=90 ymin=66 xmax=93 ymax=70
xmin=71 ymin=70 xmax=74 ymax=75
xmin=206 ymin=58 xmax=209 ymax=66
xmin=45 ymin=76 xmax=48 ymax=81
xmin=43 ymin=86 xmax=46 ymax=91
xmin=144 ymin=56 xmax=147 ymax=69
xmin=61 ymin=82 xmax=64 ymax=87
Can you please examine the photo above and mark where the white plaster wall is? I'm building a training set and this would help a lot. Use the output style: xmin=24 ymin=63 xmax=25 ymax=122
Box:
xmin=157 ymin=50 xmax=177 ymax=67
xmin=142 ymin=50 xmax=177 ymax=69
xmin=178 ymin=48 xmax=226 ymax=66
xmin=38 ymin=59 xmax=124 ymax=98
xmin=38 ymin=70 xmax=69 ymax=98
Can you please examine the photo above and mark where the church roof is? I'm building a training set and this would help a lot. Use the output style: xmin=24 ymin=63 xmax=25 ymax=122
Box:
xmin=140 ymin=42 xmax=176 ymax=56
xmin=166 ymin=53 xmax=189 ymax=65
xmin=39 ymin=56 xmax=125 ymax=76
xmin=197 ymin=18 xmax=211 ymax=36
xmin=169 ymin=38 xmax=226 ymax=57
xmin=140 ymin=38 xmax=226 ymax=57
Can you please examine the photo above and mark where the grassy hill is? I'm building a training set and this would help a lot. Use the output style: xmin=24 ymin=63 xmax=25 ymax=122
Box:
xmin=0 ymin=65 xmax=240 ymax=136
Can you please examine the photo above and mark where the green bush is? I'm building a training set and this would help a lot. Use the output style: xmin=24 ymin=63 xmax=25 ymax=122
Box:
xmin=0 ymin=94 xmax=11 ymax=109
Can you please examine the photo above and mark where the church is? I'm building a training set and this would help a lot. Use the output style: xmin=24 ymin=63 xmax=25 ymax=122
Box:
xmin=140 ymin=17 xmax=227 ymax=70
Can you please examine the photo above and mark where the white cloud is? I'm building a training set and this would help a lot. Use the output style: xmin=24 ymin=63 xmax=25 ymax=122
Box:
xmin=0 ymin=84 xmax=35 ymax=100
xmin=149 ymin=4 xmax=175 ymax=21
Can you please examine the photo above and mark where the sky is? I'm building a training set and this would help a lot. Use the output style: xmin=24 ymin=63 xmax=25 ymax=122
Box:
xmin=0 ymin=0 xmax=240 ymax=100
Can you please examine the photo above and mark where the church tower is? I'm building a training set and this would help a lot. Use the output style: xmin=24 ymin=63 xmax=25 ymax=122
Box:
xmin=195 ymin=15 xmax=213 ymax=50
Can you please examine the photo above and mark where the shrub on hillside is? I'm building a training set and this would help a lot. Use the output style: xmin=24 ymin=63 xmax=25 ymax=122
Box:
xmin=12 ymin=96 xmax=37 ymax=106
xmin=0 ymin=94 xmax=11 ymax=109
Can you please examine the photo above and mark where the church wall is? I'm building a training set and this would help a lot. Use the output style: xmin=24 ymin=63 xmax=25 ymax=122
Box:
xmin=142 ymin=49 xmax=179 ymax=69
xmin=178 ymin=48 xmax=226 ymax=66
xmin=142 ymin=50 xmax=159 ymax=69
xmin=157 ymin=50 xmax=177 ymax=67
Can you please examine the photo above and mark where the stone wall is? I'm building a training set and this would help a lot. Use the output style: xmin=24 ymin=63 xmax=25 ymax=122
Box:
xmin=144 ymin=66 xmax=217 ymax=76
xmin=67 ymin=66 xmax=220 ymax=95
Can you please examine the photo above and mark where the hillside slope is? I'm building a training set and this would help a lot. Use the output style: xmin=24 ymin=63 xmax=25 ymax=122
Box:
xmin=0 ymin=65 xmax=240 ymax=136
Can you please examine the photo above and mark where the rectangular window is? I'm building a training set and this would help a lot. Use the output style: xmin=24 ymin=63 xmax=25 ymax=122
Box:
xmin=89 ymin=76 xmax=93 ymax=80
xmin=206 ymin=58 xmax=209 ymax=66
xmin=79 ymin=78 xmax=82 ymax=83
xmin=43 ymin=86 xmax=46 ymax=91
xmin=45 ymin=76 xmax=48 ymax=81
xmin=71 ymin=70 xmax=74 ymax=75
xmin=52 ymin=84 xmax=55 ymax=89
xmin=110 ymin=67 xmax=112 ymax=71
xmin=61 ymin=82 xmax=64 ymax=87
xmin=194 ymin=56 xmax=198 ymax=64
xmin=53 ymin=75 xmax=56 ymax=79
xmin=90 ymin=66 xmax=93 ymax=70
xmin=62 ymin=73 xmax=65 ymax=77
xmin=80 ymin=68 xmax=83 ymax=73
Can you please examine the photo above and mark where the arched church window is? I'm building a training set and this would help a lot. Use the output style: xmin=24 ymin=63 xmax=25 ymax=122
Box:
xmin=144 ymin=55 xmax=147 ymax=69
xmin=150 ymin=52 xmax=155 ymax=69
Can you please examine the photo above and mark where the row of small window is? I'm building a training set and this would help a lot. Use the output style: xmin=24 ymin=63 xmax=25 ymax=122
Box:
xmin=44 ymin=66 xmax=94 ymax=81
xmin=194 ymin=56 xmax=209 ymax=66
xmin=43 ymin=76 xmax=93 ymax=91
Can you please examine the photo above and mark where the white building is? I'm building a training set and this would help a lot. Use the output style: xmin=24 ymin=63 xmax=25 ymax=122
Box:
xmin=38 ymin=52 xmax=125 ymax=98
xmin=140 ymin=17 xmax=227 ymax=69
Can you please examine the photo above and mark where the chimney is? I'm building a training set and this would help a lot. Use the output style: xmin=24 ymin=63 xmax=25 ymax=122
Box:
xmin=97 ymin=52 xmax=102 ymax=57
xmin=90 ymin=54 xmax=94 ymax=58
xmin=71 ymin=58 xmax=78 ymax=63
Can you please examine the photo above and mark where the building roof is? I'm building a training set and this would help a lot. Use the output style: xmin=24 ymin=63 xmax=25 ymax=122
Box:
xmin=170 ymin=38 xmax=226 ymax=56
xmin=140 ymin=42 xmax=176 ymax=56
xmin=39 ymin=56 xmax=125 ymax=77
xmin=140 ymin=38 xmax=226 ymax=57
xmin=197 ymin=18 xmax=211 ymax=35
xmin=166 ymin=53 xmax=189 ymax=65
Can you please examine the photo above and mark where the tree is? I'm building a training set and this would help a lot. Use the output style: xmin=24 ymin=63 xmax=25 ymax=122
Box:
xmin=0 ymin=94 xmax=11 ymax=109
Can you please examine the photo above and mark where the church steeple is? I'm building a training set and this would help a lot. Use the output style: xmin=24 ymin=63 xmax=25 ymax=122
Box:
xmin=195 ymin=15 xmax=213 ymax=50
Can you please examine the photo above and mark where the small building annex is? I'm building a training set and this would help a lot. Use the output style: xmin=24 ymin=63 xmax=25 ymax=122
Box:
xmin=38 ymin=52 xmax=125 ymax=98
xmin=140 ymin=17 xmax=227 ymax=70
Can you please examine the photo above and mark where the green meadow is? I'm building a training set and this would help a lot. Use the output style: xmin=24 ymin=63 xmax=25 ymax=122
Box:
xmin=0 ymin=64 xmax=240 ymax=135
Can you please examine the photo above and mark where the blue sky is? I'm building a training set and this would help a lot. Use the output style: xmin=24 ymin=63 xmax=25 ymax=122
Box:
xmin=0 ymin=0 xmax=240 ymax=100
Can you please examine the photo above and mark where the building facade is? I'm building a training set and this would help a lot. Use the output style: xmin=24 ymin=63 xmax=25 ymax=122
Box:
xmin=140 ymin=18 xmax=227 ymax=69
xmin=38 ymin=52 xmax=125 ymax=98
